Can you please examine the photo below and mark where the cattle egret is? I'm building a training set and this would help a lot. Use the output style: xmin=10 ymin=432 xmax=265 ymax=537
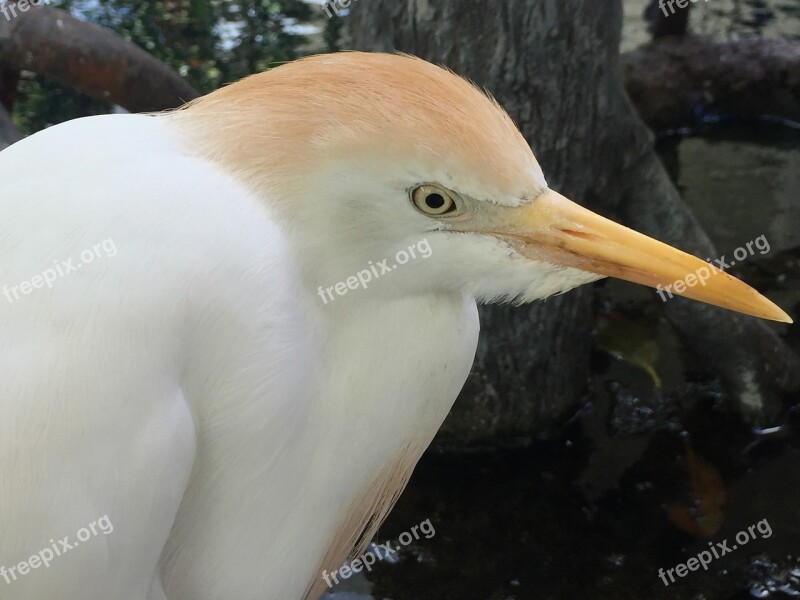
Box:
xmin=0 ymin=52 xmax=790 ymax=600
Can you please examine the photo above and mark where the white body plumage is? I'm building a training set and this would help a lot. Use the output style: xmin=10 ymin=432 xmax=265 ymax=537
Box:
xmin=0 ymin=113 xmax=479 ymax=599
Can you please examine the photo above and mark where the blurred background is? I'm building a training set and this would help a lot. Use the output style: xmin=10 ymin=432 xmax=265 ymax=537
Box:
xmin=2 ymin=1 xmax=799 ymax=598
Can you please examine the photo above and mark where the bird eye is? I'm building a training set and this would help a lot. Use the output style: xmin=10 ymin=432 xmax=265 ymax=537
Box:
xmin=411 ymin=185 xmax=459 ymax=216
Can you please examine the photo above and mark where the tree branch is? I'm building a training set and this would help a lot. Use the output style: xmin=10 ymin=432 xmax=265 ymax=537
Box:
xmin=0 ymin=6 xmax=198 ymax=113
xmin=623 ymin=35 xmax=800 ymax=130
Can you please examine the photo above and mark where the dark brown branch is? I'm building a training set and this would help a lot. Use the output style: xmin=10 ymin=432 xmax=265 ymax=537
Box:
xmin=623 ymin=35 xmax=800 ymax=130
xmin=0 ymin=6 xmax=199 ymax=112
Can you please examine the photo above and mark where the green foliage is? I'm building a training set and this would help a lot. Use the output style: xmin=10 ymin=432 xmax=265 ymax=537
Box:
xmin=11 ymin=0 xmax=313 ymax=133
xmin=12 ymin=77 xmax=111 ymax=134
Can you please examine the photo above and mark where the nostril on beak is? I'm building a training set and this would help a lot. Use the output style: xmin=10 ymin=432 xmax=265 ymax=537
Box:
xmin=560 ymin=229 xmax=597 ymax=241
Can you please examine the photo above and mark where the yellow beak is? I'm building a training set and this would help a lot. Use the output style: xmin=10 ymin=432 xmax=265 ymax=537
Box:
xmin=495 ymin=190 xmax=792 ymax=323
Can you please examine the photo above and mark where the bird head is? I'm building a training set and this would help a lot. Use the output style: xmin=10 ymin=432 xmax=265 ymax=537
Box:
xmin=177 ymin=52 xmax=790 ymax=322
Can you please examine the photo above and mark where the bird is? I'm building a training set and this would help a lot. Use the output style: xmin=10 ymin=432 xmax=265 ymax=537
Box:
xmin=0 ymin=51 xmax=790 ymax=600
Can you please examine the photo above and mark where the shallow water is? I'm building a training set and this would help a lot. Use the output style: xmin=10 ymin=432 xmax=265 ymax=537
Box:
xmin=324 ymin=4 xmax=800 ymax=599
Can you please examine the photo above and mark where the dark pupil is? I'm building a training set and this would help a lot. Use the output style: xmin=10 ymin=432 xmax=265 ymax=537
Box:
xmin=426 ymin=193 xmax=446 ymax=210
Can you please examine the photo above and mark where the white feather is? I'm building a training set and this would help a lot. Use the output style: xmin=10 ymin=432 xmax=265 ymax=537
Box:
xmin=0 ymin=114 xmax=479 ymax=599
